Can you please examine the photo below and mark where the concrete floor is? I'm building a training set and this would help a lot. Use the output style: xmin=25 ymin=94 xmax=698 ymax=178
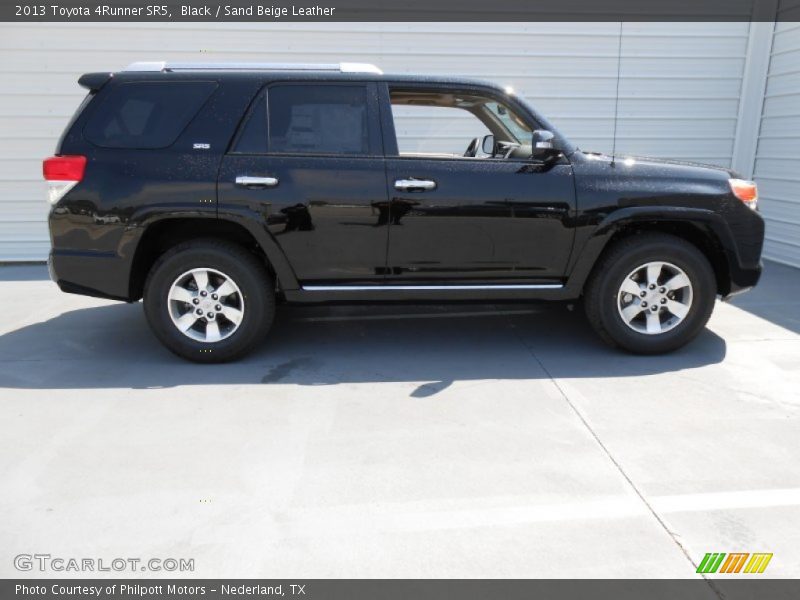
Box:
xmin=0 ymin=261 xmax=798 ymax=579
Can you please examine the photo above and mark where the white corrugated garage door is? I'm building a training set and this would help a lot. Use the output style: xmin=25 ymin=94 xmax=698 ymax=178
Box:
xmin=755 ymin=20 xmax=800 ymax=268
xmin=0 ymin=22 xmax=751 ymax=261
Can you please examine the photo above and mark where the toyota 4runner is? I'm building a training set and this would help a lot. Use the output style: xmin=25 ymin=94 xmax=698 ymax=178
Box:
xmin=44 ymin=61 xmax=764 ymax=362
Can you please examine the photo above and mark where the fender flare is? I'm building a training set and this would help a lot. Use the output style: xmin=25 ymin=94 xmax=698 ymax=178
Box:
xmin=563 ymin=206 xmax=736 ymax=296
xmin=127 ymin=209 xmax=300 ymax=298
xmin=216 ymin=207 xmax=300 ymax=291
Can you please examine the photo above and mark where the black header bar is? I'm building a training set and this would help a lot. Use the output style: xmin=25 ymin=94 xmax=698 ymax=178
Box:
xmin=1 ymin=0 xmax=798 ymax=22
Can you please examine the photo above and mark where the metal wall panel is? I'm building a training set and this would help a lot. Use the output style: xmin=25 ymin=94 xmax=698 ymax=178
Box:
xmin=0 ymin=22 xmax=752 ymax=261
xmin=755 ymin=19 xmax=800 ymax=267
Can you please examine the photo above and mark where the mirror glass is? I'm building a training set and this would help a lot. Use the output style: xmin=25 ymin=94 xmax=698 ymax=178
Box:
xmin=481 ymin=134 xmax=495 ymax=155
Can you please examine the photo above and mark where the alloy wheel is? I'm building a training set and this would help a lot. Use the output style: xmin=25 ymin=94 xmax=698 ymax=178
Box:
xmin=616 ymin=261 xmax=693 ymax=335
xmin=167 ymin=268 xmax=245 ymax=343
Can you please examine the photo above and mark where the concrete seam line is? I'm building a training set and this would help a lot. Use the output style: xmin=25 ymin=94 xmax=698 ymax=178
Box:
xmin=501 ymin=310 xmax=725 ymax=599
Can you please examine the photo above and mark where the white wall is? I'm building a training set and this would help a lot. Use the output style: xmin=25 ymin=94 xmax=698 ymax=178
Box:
xmin=0 ymin=22 xmax=779 ymax=263
xmin=755 ymin=21 xmax=800 ymax=267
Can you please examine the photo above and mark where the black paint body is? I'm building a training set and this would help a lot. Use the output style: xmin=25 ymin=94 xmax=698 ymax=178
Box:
xmin=48 ymin=70 xmax=764 ymax=304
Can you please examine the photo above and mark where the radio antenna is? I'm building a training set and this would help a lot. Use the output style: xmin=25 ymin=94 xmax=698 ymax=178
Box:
xmin=610 ymin=21 xmax=623 ymax=167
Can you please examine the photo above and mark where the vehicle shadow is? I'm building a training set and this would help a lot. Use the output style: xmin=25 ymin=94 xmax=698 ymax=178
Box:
xmin=0 ymin=300 xmax=727 ymax=391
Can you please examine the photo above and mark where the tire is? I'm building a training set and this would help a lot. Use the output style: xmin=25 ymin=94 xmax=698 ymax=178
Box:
xmin=143 ymin=239 xmax=275 ymax=363
xmin=584 ymin=233 xmax=716 ymax=354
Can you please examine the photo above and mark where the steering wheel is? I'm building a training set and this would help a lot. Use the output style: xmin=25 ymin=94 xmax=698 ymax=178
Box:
xmin=463 ymin=137 xmax=481 ymax=157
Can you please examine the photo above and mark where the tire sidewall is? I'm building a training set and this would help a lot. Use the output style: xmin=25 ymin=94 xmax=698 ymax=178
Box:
xmin=144 ymin=244 xmax=272 ymax=362
xmin=595 ymin=239 xmax=715 ymax=353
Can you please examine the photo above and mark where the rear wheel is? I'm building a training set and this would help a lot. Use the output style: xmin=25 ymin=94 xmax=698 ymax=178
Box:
xmin=143 ymin=239 xmax=274 ymax=362
xmin=584 ymin=233 xmax=716 ymax=354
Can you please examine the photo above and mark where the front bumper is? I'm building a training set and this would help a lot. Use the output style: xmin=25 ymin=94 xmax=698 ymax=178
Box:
xmin=721 ymin=260 xmax=762 ymax=300
xmin=712 ymin=198 xmax=765 ymax=298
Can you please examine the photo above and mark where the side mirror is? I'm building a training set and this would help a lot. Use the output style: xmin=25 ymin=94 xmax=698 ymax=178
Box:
xmin=531 ymin=130 xmax=558 ymax=160
xmin=481 ymin=134 xmax=496 ymax=155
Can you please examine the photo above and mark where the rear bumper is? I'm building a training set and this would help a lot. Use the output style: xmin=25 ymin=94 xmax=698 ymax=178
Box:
xmin=48 ymin=249 xmax=132 ymax=301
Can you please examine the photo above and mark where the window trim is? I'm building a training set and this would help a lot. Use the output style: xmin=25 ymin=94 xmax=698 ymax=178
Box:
xmin=261 ymin=81 xmax=383 ymax=158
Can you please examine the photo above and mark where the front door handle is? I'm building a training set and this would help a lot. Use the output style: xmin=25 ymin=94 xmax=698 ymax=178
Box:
xmin=394 ymin=178 xmax=437 ymax=192
xmin=235 ymin=175 xmax=279 ymax=189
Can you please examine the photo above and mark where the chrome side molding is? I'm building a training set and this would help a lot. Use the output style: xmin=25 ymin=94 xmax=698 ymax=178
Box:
xmin=302 ymin=283 xmax=564 ymax=292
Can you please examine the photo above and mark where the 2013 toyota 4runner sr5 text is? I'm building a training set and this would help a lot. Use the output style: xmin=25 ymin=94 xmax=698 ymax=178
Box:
xmin=44 ymin=61 xmax=764 ymax=362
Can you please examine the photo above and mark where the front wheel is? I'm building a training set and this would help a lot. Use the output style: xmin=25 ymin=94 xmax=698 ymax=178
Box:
xmin=143 ymin=239 xmax=275 ymax=363
xmin=584 ymin=233 xmax=716 ymax=354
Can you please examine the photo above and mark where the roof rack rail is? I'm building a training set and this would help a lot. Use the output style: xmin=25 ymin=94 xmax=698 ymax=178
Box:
xmin=122 ymin=61 xmax=383 ymax=75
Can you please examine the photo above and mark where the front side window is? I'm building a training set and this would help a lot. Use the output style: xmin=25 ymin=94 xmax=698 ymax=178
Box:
xmin=389 ymin=88 xmax=533 ymax=158
xmin=268 ymin=85 xmax=370 ymax=155
xmin=391 ymin=104 xmax=491 ymax=155
xmin=84 ymin=81 xmax=216 ymax=149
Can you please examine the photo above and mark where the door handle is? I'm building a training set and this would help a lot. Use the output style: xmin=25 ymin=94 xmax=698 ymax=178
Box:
xmin=394 ymin=178 xmax=437 ymax=192
xmin=235 ymin=175 xmax=279 ymax=188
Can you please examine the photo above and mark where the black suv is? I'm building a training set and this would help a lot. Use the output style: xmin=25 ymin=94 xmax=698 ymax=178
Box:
xmin=44 ymin=62 xmax=764 ymax=362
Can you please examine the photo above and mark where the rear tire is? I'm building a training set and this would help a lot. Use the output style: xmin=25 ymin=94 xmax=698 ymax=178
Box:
xmin=143 ymin=239 xmax=275 ymax=363
xmin=584 ymin=233 xmax=716 ymax=354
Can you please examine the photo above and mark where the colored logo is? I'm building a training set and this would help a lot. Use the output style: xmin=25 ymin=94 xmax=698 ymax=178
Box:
xmin=697 ymin=552 xmax=773 ymax=574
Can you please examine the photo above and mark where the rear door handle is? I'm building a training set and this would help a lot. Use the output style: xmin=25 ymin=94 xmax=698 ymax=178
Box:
xmin=394 ymin=178 xmax=437 ymax=192
xmin=235 ymin=175 xmax=279 ymax=189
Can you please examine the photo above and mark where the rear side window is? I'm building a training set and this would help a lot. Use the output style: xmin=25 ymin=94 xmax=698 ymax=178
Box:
xmin=84 ymin=81 xmax=217 ymax=149
xmin=268 ymin=85 xmax=369 ymax=155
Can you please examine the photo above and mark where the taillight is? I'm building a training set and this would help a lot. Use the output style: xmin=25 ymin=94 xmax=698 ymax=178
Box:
xmin=43 ymin=155 xmax=86 ymax=205
xmin=729 ymin=178 xmax=758 ymax=210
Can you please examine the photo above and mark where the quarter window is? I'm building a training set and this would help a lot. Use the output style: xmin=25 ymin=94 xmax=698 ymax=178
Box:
xmin=84 ymin=81 xmax=216 ymax=149
xmin=267 ymin=85 xmax=370 ymax=155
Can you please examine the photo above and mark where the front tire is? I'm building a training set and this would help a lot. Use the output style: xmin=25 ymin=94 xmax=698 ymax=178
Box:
xmin=143 ymin=239 xmax=275 ymax=363
xmin=584 ymin=233 xmax=716 ymax=354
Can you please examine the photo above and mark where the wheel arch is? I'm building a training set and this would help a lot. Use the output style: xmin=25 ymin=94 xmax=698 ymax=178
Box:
xmin=566 ymin=208 xmax=734 ymax=297
xmin=128 ymin=215 xmax=298 ymax=301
